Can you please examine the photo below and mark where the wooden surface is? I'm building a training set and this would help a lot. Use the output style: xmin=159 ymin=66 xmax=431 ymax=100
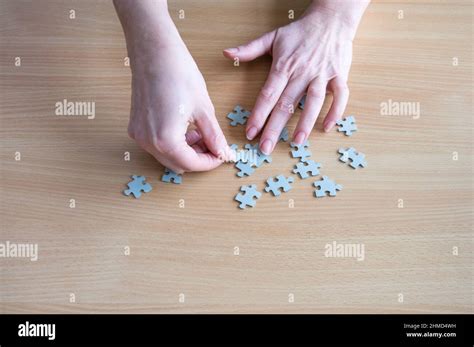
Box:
xmin=0 ymin=0 xmax=472 ymax=313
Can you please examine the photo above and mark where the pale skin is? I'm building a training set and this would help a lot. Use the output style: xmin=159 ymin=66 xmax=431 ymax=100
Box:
xmin=114 ymin=0 xmax=370 ymax=173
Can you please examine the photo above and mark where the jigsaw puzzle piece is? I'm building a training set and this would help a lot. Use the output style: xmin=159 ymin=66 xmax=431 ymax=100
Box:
xmin=290 ymin=140 xmax=311 ymax=161
xmin=292 ymin=159 xmax=321 ymax=179
xmin=162 ymin=168 xmax=182 ymax=184
xmin=279 ymin=127 xmax=289 ymax=142
xmin=313 ymin=176 xmax=342 ymax=198
xmin=235 ymin=160 xmax=255 ymax=177
xmin=264 ymin=175 xmax=294 ymax=196
xmin=336 ymin=116 xmax=357 ymax=136
xmin=338 ymin=147 xmax=367 ymax=169
xmin=244 ymin=143 xmax=272 ymax=167
xmin=235 ymin=184 xmax=262 ymax=209
xmin=298 ymin=95 xmax=306 ymax=110
xmin=227 ymin=105 xmax=250 ymax=126
xmin=123 ymin=175 xmax=152 ymax=199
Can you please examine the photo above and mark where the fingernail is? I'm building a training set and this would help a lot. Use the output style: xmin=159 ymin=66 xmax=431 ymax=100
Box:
xmin=294 ymin=131 xmax=306 ymax=145
xmin=260 ymin=139 xmax=273 ymax=155
xmin=224 ymin=47 xmax=238 ymax=54
xmin=246 ymin=126 xmax=257 ymax=140
xmin=324 ymin=121 xmax=336 ymax=132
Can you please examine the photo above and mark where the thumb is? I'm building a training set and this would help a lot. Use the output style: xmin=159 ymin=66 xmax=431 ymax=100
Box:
xmin=194 ymin=112 xmax=230 ymax=160
xmin=223 ymin=30 xmax=275 ymax=62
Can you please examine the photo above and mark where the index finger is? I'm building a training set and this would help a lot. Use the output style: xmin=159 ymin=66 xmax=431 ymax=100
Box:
xmin=246 ymin=69 xmax=289 ymax=140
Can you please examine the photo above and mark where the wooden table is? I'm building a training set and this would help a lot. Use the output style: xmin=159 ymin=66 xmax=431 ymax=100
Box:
xmin=0 ymin=0 xmax=472 ymax=313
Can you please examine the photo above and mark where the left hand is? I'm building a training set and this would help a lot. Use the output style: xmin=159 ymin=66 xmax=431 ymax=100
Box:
xmin=223 ymin=0 xmax=369 ymax=155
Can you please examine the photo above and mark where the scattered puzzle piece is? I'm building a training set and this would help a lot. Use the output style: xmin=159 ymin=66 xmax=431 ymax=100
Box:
xmin=292 ymin=159 xmax=321 ymax=179
xmin=298 ymin=95 xmax=306 ymax=110
xmin=227 ymin=105 xmax=250 ymax=126
xmin=235 ymin=160 xmax=255 ymax=177
xmin=279 ymin=127 xmax=289 ymax=142
xmin=290 ymin=140 xmax=311 ymax=161
xmin=162 ymin=168 xmax=182 ymax=184
xmin=235 ymin=184 xmax=261 ymax=209
xmin=336 ymin=116 xmax=357 ymax=136
xmin=313 ymin=176 xmax=342 ymax=198
xmin=338 ymin=147 xmax=367 ymax=169
xmin=123 ymin=175 xmax=152 ymax=199
xmin=244 ymin=143 xmax=272 ymax=167
xmin=264 ymin=175 xmax=294 ymax=196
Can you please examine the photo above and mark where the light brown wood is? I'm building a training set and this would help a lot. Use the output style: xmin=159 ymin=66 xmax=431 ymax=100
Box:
xmin=0 ymin=0 xmax=472 ymax=313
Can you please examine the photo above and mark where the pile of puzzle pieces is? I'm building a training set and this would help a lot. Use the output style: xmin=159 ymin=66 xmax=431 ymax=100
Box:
xmin=121 ymin=103 xmax=366 ymax=205
xmin=228 ymin=104 xmax=367 ymax=209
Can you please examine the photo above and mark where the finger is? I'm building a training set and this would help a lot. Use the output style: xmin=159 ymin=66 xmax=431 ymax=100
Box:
xmin=175 ymin=146 xmax=224 ymax=173
xmin=259 ymin=77 xmax=307 ymax=155
xmin=185 ymin=129 xmax=202 ymax=146
xmin=194 ymin=110 xmax=229 ymax=158
xmin=153 ymin=144 xmax=223 ymax=174
xmin=245 ymin=68 xmax=289 ymax=141
xmin=190 ymin=138 xmax=208 ymax=153
xmin=191 ymin=141 xmax=207 ymax=153
xmin=323 ymin=77 xmax=349 ymax=132
xmin=293 ymin=77 xmax=328 ymax=144
xmin=223 ymin=30 xmax=275 ymax=63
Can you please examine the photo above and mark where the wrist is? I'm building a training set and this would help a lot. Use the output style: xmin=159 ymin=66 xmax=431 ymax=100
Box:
xmin=305 ymin=0 xmax=369 ymax=38
xmin=127 ymin=18 xmax=182 ymax=63
xmin=114 ymin=0 xmax=185 ymax=73
xmin=124 ymin=10 xmax=180 ymax=52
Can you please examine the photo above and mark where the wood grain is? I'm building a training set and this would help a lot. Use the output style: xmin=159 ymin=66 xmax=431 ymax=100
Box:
xmin=0 ymin=0 xmax=472 ymax=313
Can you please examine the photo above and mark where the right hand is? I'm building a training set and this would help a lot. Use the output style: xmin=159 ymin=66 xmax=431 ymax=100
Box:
xmin=128 ymin=41 xmax=231 ymax=174
xmin=116 ymin=0 xmax=231 ymax=174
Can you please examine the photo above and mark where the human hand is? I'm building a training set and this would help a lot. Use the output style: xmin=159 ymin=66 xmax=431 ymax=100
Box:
xmin=115 ymin=0 xmax=231 ymax=173
xmin=128 ymin=43 xmax=231 ymax=173
xmin=223 ymin=0 xmax=369 ymax=154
